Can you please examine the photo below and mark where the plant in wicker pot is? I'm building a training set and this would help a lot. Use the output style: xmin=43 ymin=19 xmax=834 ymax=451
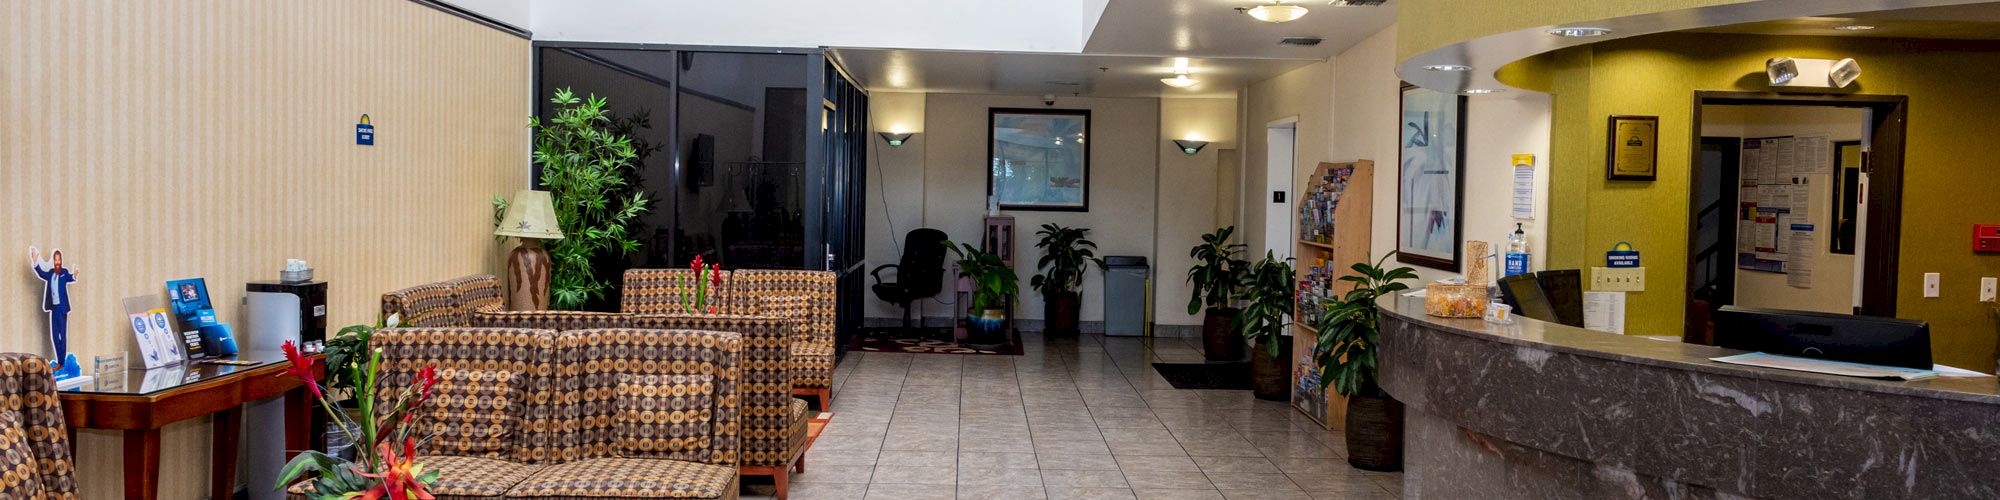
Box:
xmin=1188 ymin=226 xmax=1250 ymax=360
xmin=946 ymin=241 xmax=1019 ymax=348
xmin=1234 ymin=251 xmax=1295 ymax=401
xmin=1315 ymin=252 xmax=1418 ymax=472
xmin=1031 ymin=224 xmax=1104 ymax=337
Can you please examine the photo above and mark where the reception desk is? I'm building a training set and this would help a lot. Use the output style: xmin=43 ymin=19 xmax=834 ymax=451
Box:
xmin=1378 ymin=294 xmax=2000 ymax=499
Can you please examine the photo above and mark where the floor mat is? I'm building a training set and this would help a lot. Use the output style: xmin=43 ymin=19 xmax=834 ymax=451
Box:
xmin=1150 ymin=362 xmax=1253 ymax=390
xmin=851 ymin=327 xmax=1023 ymax=355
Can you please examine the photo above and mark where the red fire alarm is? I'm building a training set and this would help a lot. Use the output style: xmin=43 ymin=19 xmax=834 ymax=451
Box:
xmin=1976 ymin=224 xmax=2000 ymax=252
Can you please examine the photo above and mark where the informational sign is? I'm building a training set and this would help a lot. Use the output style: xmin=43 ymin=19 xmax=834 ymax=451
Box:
xmin=1511 ymin=154 xmax=1536 ymax=220
xmin=356 ymin=114 xmax=375 ymax=146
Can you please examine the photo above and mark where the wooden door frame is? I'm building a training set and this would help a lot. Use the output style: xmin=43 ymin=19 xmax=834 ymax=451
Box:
xmin=1685 ymin=91 xmax=1908 ymax=342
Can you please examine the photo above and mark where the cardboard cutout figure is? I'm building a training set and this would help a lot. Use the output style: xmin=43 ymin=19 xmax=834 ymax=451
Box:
xmin=29 ymin=246 xmax=81 ymax=378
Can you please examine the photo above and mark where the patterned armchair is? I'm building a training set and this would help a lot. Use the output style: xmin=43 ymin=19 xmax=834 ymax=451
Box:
xmin=623 ymin=268 xmax=737 ymax=315
xmin=380 ymin=282 xmax=466 ymax=328
xmin=347 ymin=327 xmax=561 ymax=498
xmin=445 ymin=274 xmax=507 ymax=313
xmin=470 ymin=310 xmax=632 ymax=331
xmin=520 ymin=328 xmax=744 ymax=499
xmin=0 ymin=353 xmax=77 ymax=499
xmin=727 ymin=270 xmax=838 ymax=409
xmin=632 ymin=315 xmax=809 ymax=498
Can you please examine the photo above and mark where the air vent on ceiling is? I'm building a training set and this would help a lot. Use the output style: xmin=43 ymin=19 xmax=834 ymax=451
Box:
xmin=1328 ymin=0 xmax=1387 ymax=5
xmin=1279 ymin=36 xmax=1324 ymax=46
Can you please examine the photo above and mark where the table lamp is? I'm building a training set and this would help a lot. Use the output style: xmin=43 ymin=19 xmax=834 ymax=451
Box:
xmin=494 ymin=189 xmax=564 ymax=310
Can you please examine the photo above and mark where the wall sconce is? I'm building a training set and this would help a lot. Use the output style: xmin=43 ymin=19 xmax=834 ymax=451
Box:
xmin=878 ymin=132 xmax=916 ymax=147
xmin=1172 ymin=139 xmax=1209 ymax=155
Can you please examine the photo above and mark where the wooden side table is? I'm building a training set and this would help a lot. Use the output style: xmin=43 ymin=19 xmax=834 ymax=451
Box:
xmin=60 ymin=352 xmax=323 ymax=500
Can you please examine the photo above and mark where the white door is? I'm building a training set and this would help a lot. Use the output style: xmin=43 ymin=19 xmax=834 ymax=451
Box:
xmin=1265 ymin=119 xmax=1298 ymax=260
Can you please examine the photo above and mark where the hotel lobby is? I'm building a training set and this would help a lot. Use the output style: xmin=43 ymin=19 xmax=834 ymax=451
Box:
xmin=7 ymin=0 xmax=2000 ymax=499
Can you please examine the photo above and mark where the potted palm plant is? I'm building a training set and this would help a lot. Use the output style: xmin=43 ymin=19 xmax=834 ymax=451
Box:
xmin=1234 ymin=251 xmax=1295 ymax=400
xmin=1031 ymin=224 xmax=1104 ymax=336
xmin=1187 ymin=226 xmax=1249 ymax=360
xmin=1315 ymin=252 xmax=1417 ymax=472
xmin=946 ymin=241 xmax=1019 ymax=347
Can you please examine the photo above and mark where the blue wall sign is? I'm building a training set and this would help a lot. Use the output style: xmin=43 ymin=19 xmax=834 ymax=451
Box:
xmin=356 ymin=114 xmax=375 ymax=146
xmin=1606 ymin=242 xmax=1641 ymax=268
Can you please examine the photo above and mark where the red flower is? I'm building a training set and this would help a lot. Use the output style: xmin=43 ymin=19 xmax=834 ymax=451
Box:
xmin=691 ymin=255 xmax=704 ymax=272
xmin=710 ymin=264 xmax=722 ymax=288
xmin=280 ymin=340 xmax=323 ymax=400
xmin=412 ymin=364 xmax=441 ymax=410
xmin=355 ymin=438 xmax=434 ymax=500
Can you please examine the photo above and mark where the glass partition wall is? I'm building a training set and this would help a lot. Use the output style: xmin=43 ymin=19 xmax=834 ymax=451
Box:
xmin=535 ymin=44 xmax=868 ymax=349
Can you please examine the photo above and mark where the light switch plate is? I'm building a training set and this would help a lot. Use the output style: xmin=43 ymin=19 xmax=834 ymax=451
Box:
xmin=1924 ymin=273 xmax=1941 ymax=298
xmin=1591 ymin=267 xmax=1645 ymax=292
xmin=1980 ymin=277 xmax=1996 ymax=303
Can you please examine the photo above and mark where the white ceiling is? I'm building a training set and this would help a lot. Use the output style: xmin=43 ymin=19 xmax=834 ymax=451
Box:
xmin=831 ymin=49 xmax=1317 ymax=98
xmin=1694 ymin=2 xmax=2000 ymax=40
xmin=1084 ymin=0 xmax=1398 ymax=59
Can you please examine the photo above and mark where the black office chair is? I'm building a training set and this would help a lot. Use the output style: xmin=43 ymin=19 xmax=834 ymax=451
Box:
xmin=871 ymin=228 xmax=949 ymax=336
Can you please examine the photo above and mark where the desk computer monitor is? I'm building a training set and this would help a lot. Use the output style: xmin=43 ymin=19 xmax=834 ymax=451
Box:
xmin=1535 ymin=270 xmax=1585 ymax=327
xmin=1497 ymin=274 xmax=1560 ymax=324
xmin=1712 ymin=306 xmax=1931 ymax=369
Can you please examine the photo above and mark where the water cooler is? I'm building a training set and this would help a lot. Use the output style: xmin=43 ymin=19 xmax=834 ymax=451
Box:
xmin=242 ymin=280 xmax=328 ymax=500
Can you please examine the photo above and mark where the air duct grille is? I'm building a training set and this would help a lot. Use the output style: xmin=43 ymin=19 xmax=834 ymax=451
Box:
xmin=1279 ymin=36 xmax=1324 ymax=46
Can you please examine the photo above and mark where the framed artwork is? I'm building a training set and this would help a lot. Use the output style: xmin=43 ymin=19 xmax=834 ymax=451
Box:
xmin=1397 ymin=83 xmax=1467 ymax=272
xmin=988 ymin=108 xmax=1091 ymax=211
xmin=1607 ymin=115 xmax=1660 ymax=181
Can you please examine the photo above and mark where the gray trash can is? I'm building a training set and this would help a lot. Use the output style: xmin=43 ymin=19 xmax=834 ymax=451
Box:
xmin=1102 ymin=256 xmax=1150 ymax=337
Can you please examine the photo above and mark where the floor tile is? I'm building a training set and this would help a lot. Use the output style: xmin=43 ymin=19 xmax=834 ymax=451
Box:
xmin=959 ymin=451 xmax=1040 ymax=469
xmin=1190 ymin=456 xmax=1280 ymax=474
xmin=957 ymin=466 xmax=1045 ymax=486
xmin=864 ymin=483 xmax=955 ymax=500
xmin=1202 ymin=472 xmax=1300 ymax=492
xmin=1119 ymin=469 xmax=1214 ymax=490
xmin=960 ymin=483 xmax=1049 ymax=499
xmin=875 ymin=450 xmax=954 ymax=467
xmin=788 ymin=482 xmax=870 ymax=500
xmin=793 ymin=464 xmax=874 ymax=484
xmin=868 ymin=465 xmax=957 ymax=485
xmin=1112 ymin=454 xmax=1200 ymax=472
xmin=1042 ymin=469 xmax=1131 ymax=488
xmin=1036 ymin=453 xmax=1122 ymax=471
xmin=1133 ymin=488 xmax=1226 ymax=500
xmin=1046 ymin=487 xmax=1141 ymax=500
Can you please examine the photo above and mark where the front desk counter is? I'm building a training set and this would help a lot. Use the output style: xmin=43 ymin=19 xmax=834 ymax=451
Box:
xmin=1378 ymin=294 xmax=2000 ymax=499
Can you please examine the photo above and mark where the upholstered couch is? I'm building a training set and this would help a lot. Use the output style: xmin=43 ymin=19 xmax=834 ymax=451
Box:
xmin=469 ymin=311 xmax=811 ymax=497
xmin=623 ymin=269 xmax=838 ymax=409
xmin=379 ymin=273 xmax=507 ymax=327
xmin=289 ymin=326 xmax=746 ymax=499
xmin=0 ymin=353 xmax=79 ymax=499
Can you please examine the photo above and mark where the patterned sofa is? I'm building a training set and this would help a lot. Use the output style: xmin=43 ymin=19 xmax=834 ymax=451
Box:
xmin=623 ymin=269 xmax=838 ymax=409
xmin=290 ymin=327 xmax=745 ymax=500
xmin=379 ymin=273 xmax=507 ymax=327
xmin=468 ymin=311 xmax=811 ymax=498
xmin=0 ymin=353 xmax=79 ymax=499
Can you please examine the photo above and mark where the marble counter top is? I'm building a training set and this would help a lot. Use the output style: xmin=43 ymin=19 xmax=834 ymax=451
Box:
xmin=1377 ymin=293 xmax=2000 ymax=499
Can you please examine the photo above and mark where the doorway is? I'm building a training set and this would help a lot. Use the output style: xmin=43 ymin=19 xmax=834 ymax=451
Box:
xmin=1684 ymin=92 xmax=1907 ymax=343
xmin=1265 ymin=117 xmax=1298 ymax=259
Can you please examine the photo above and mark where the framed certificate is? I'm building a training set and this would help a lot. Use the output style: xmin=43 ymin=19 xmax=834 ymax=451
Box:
xmin=1607 ymin=115 xmax=1659 ymax=181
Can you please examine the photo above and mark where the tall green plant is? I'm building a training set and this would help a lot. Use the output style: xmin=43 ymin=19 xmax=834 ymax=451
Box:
xmin=527 ymin=88 xmax=652 ymax=309
xmin=1186 ymin=226 xmax=1249 ymax=314
xmin=1233 ymin=251 xmax=1296 ymax=357
xmin=945 ymin=241 xmax=1018 ymax=314
xmin=1314 ymin=252 xmax=1417 ymax=396
xmin=1030 ymin=224 xmax=1104 ymax=296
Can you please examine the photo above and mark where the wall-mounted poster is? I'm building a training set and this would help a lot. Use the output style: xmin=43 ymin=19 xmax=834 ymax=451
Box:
xmin=1397 ymin=84 xmax=1467 ymax=271
xmin=989 ymin=108 xmax=1090 ymax=211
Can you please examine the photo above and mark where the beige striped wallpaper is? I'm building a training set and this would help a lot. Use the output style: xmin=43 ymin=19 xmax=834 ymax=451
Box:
xmin=1 ymin=0 xmax=530 ymax=497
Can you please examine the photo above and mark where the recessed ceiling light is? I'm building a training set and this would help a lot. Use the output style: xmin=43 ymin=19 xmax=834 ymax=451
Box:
xmin=1547 ymin=27 xmax=1612 ymax=37
xmin=1161 ymin=71 xmax=1199 ymax=88
xmin=1833 ymin=25 xmax=1876 ymax=31
xmin=1423 ymin=64 xmax=1473 ymax=72
xmin=1244 ymin=1 xmax=1308 ymax=23
xmin=1462 ymin=89 xmax=1502 ymax=94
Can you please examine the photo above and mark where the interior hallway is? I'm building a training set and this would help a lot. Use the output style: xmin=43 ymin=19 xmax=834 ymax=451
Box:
xmin=755 ymin=333 xmax=1403 ymax=499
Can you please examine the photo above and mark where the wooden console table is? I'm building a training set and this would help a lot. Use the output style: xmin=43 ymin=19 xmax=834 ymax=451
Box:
xmin=60 ymin=352 xmax=323 ymax=500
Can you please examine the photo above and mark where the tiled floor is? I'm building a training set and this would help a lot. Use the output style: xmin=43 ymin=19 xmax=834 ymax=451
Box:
xmin=749 ymin=332 xmax=1403 ymax=500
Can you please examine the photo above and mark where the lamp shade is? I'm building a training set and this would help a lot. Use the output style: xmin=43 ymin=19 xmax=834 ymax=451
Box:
xmin=494 ymin=189 xmax=564 ymax=240
xmin=1173 ymin=139 xmax=1209 ymax=155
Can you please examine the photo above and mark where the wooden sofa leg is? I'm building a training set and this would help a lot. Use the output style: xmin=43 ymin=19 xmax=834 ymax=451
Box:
xmin=773 ymin=467 xmax=789 ymax=500
xmin=794 ymin=388 xmax=831 ymax=410
xmin=794 ymin=454 xmax=806 ymax=473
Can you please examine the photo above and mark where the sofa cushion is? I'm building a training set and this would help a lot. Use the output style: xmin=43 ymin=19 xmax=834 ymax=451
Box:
xmin=0 ymin=412 xmax=44 ymax=499
xmin=427 ymin=368 xmax=518 ymax=457
xmin=505 ymin=457 xmax=736 ymax=499
xmin=418 ymin=455 xmax=544 ymax=498
xmin=756 ymin=295 xmax=813 ymax=337
xmin=447 ymin=274 xmax=507 ymax=314
xmin=616 ymin=373 xmax=715 ymax=462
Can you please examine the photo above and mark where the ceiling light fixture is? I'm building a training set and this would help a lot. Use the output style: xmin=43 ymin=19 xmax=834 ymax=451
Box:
xmin=1833 ymin=25 xmax=1876 ymax=31
xmin=1547 ymin=26 xmax=1612 ymax=37
xmin=1462 ymin=89 xmax=1502 ymax=94
xmin=1161 ymin=71 xmax=1199 ymax=88
xmin=1244 ymin=1 xmax=1308 ymax=23
xmin=1423 ymin=64 xmax=1473 ymax=72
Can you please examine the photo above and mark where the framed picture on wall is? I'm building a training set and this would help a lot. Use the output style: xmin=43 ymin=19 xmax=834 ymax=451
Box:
xmin=989 ymin=108 xmax=1091 ymax=211
xmin=1607 ymin=115 xmax=1660 ymax=181
xmin=1397 ymin=83 xmax=1467 ymax=272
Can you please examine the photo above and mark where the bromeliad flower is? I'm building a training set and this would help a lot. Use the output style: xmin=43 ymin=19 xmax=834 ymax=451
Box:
xmin=354 ymin=439 xmax=435 ymax=500
xmin=281 ymin=340 xmax=323 ymax=400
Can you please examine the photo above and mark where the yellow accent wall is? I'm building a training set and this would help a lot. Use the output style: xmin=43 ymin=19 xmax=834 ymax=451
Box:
xmin=1511 ymin=32 xmax=2000 ymax=371
xmin=1 ymin=0 xmax=529 ymax=497
xmin=1395 ymin=0 xmax=1753 ymax=61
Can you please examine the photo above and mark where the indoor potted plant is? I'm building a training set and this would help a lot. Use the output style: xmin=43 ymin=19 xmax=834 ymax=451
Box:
xmin=1187 ymin=226 xmax=1249 ymax=360
xmin=1030 ymin=224 xmax=1104 ymax=336
xmin=1315 ymin=252 xmax=1417 ymax=472
xmin=275 ymin=340 xmax=444 ymax=498
xmin=1234 ymin=251 xmax=1295 ymax=401
xmin=501 ymin=87 xmax=652 ymax=311
xmin=946 ymin=240 xmax=1018 ymax=347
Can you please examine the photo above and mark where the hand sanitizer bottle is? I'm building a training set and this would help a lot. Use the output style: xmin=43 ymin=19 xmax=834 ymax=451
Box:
xmin=1505 ymin=223 xmax=1531 ymax=278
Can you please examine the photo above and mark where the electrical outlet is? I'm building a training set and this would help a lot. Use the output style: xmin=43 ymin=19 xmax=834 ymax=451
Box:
xmin=1924 ymin=273 xmax=1941 ymax=298
xmin=1981 ymin=277 xmax=1996 ymax=303
xmin=1591 ymin=267 xmax=1645 ymax=292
